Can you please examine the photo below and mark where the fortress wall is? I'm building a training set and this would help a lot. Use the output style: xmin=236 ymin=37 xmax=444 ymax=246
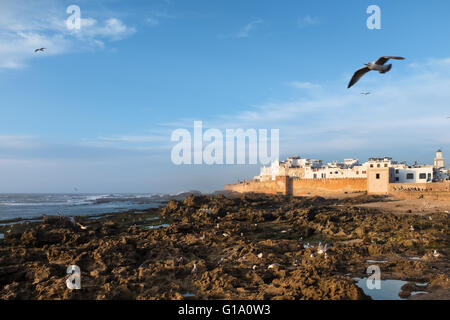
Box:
xmin=225 ymin=177 xmax=450 ymax=200
xmin=389 ymin=181 xmax=450 ymax=200
xmin=389 ymin=191 xmax=450 ymax=201
xmin=389 ymin=181 xmax=450 ymax=192
xmin=224 ymin=176 xmax=287 ymax=195
xmin=291 ymin=178 xmax=368 ymax=196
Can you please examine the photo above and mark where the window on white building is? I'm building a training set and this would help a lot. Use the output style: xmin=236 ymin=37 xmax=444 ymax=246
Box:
xmin=406 ymin=173 xmax=414 ymax=180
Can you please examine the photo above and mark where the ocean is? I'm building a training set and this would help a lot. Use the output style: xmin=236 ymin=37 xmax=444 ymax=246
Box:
xmin=0 ymin=193 xmax=168 ymax=221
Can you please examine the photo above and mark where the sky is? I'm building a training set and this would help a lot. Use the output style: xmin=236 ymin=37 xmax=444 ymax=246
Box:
xmin=0 ymin=0 xmax=449 ymax=193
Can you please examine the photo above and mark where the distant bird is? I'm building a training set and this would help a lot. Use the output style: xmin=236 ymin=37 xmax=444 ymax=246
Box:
xmin=348 ymin=56 xmax=405 ymax=88
xmin=267 ymin=263 xmax=280 ymax=269
xmin=257 ymin=253 xmax=263 ymax=259
xmin=34 ymin=48 xmax=46 ymax=52
xmin=361 ymin=92 xmax=371 ymax=95
xmin=191 ymin=263 xmax=197 ymax=274
xmin=433 ymin=250 xmax=441 ymax=258
xmin=410 ymin=225 xmax=415 ymax=231
xmin=310 ymin=253 xmax=315 ymax=258
xmin=201 ymin=233 xmax=205 ymax=241
xmin=252 ymin=265 xmax=257 ymax=271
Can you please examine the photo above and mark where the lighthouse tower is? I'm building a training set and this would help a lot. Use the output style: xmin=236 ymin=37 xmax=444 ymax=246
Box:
xmin=434 ymin=149 xmax=445 ymax=169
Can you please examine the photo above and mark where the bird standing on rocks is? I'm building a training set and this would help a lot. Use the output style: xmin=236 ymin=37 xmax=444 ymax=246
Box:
xmin=191 ymin=263 xmax=198 ymax=274
xmin=348 ymin=56 xmax=405 ymax=88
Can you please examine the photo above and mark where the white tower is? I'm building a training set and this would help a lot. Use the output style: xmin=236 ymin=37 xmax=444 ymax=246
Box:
xmin=434 ymin=149 xmax=445 ymax=169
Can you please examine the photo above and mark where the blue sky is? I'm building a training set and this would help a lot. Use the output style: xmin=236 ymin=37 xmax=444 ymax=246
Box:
xmin=0 ymin=0 xmax=449 ymax=193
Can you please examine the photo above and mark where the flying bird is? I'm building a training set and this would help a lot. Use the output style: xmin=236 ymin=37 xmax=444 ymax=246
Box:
xmin=361 ymin=92 xmax=371 ymax=95
xmin=348 ymin=56 xmax=405 ymax=88
xmin=34 ymin=48 xmax=46 ymax=52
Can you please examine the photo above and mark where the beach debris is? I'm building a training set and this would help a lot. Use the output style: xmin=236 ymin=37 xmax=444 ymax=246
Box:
xmin=177 ymin=256 xmax=184 ymax=265
xmin=281 ymin=230 xmax=287 ymax=233
xmin=428 ymin=216 xmax=433 ymax=221
xmin=267 ymin=263 xmax=280 ymax=269
xmin=200 ymin=233 xmax=205 ymax=241
xmin=218 ymin=258 xmax=224 ymax=266
xmin=293 ymin=259 xmax=299 ymax=266
xmin=252 ymin=265 xmax=257 ymax=271
xmin=67 ymin=216 xmax=88 ymax=230
xmin=317 ymin=243 xmax=330 ymax=255
xmin=310 ymin=253 xmax=315 ymax=258
xmin=191 ymin=263 xmax=197 ymax=274
xmin=348 ymin=56 xmax=405 ymax=88
xmin=257 ymin=253 xmax=263 ymax=259
xmin=433 ymin=250 xmax=441 ymax=258
xmin=240 ymin=232 xmax=244 ymax=237
xmin=410 ymin=225 xmax=415 ymax=231
xmin=303 ymin=242 xmax=312 ymax=249
xmin=222 ymin=233 xmax=229 ymax=237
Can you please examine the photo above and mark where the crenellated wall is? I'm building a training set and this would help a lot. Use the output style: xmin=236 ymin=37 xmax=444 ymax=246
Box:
xmin=291 ymin=178 xmax=367 ymax=196
xmin=225 ymin=176 xmax=450 ymax=200
xmin=224 ymin=176 xmax=288 ymax=195
xmin=225 ymin=176 xmax=367 ymax=196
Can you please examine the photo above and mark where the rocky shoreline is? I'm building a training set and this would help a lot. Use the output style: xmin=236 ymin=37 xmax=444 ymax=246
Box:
xmin=0 ymin=193 xmax=448 ymax=300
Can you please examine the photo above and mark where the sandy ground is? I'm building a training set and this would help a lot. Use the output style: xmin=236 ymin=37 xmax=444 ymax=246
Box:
xmin=356 ymin=197 xmax=450 ymax=215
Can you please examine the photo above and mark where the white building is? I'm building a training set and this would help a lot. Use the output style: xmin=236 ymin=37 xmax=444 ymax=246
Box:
xmin=254 ymin=150 xmax=447 ymax=184
xmin=392 ymin=165 xmax=434 ymax=183
xmin=434 ymin=149 xmax=445 ymax=169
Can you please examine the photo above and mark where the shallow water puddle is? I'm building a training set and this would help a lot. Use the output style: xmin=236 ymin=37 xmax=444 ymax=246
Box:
xmin=365 ymin=259 xmax=388 ymax=263
xmin=145 ymin=223 xmax=169 ymax=230
xmin=353 ymin=278 xmax=407 ymax=300
xmin=408 ymin=257 xmax=421 ymax=261
xmin=182 ymin=292 xmax=196 ymax=297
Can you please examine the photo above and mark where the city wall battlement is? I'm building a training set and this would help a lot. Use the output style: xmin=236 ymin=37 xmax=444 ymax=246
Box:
xmin=225 ymin=177 xmax=450 ymax=200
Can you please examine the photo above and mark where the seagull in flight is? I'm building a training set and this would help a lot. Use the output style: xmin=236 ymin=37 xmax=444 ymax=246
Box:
xmin=361 ymin=92 xmax=371 ymax=95
xmin=348 ymin=56 xmax=405 ymax=88
xmin=34 ymin=48 xmax=46 ymax=52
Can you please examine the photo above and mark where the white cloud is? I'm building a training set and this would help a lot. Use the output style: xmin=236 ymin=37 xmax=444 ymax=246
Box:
xmin=288 ymin=81 xmax=322 ymax=90
xmin=236 ymin=19 xmax=263 ymax=38
xmin=297 ymin=15 xmax=320 ymax=28
xmin=145 ymin=10 xmax=176 ymax=27
xmin=0 ymin=0 xmax=135 ymax=70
